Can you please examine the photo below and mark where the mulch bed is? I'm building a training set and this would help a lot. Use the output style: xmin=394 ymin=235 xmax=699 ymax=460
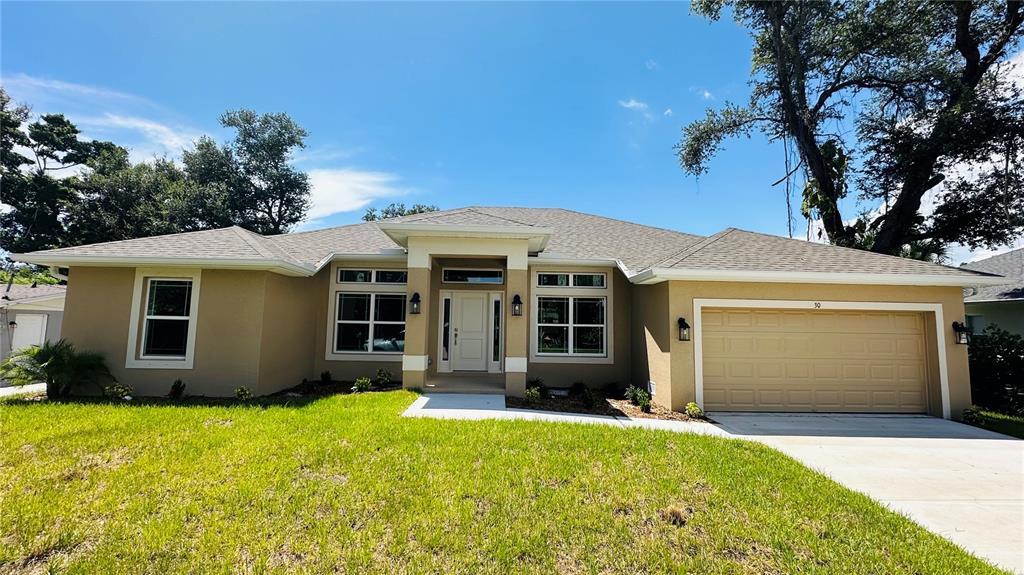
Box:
xmin=506 ymin=391 xmax=698 ymax=422
xmin=274 ymin=380 xmax=402 ymax=397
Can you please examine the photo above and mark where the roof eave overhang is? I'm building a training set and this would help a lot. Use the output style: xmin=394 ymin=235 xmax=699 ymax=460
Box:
xmin=377 ymin=222 xmax=552 ymax=252
xmin=0 ymin=293 xmax=66 ymax=308
xmin=10 ymin=254 xmax=315 ymax=277
xmin=630 ymin=267 xmax=1010 ymax=287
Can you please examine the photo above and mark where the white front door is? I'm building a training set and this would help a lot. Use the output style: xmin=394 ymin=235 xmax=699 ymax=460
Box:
xmin=452 ymin=292 xmax=488 ymax=371
xmin=11 ymin=313 xmax=47 ymax=352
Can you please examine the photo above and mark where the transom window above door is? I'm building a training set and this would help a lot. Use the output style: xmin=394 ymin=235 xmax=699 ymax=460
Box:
xmin=442 ymin=269 xmax=504 ymax=284
xmin=338 ymin=269 xmax=408 ymax=284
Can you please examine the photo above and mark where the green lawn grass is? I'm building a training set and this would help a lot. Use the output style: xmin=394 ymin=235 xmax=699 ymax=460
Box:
xmin=970 ymin=409 xmax=1024 ymax=439
xmin=0 ymin=391 xmax=1003 ymax=574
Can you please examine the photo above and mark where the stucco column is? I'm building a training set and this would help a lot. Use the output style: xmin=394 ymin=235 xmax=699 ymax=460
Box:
xmin=504 ymin=267 xmax=528 ymax=397
xmin=402 ymin=265 xmax=431 ymax=388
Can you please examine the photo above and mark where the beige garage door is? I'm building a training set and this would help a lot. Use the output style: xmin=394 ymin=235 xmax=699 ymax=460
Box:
xmin=702 ymin=308 xmax=929 ymax=413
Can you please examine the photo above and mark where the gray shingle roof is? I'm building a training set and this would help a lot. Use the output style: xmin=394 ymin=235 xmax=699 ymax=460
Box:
xmin=1 ymin=283 xmax=66 ymax=304
xmin=13 ymin=206 xmax=1001 ymax=283
xmin=659 ymin=228 xmax=992 ymax=277
xmin=961 ymin=247 xmax=1024 ymax=302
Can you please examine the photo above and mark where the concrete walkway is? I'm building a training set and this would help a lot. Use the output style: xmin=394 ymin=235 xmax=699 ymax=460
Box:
xmin=0 ymin=382 xmax=45 ymax=397
xmin=403 ymin=394 xmax=1024 ymax=573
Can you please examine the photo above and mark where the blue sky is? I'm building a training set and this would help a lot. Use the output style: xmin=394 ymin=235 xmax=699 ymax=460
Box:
xmin=2 ymin=2 xmax=1018 ymax=262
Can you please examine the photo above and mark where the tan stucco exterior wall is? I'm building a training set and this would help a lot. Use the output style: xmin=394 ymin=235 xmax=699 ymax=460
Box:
xmin=257 ymin=273 xmax=317 ymax=395
xmin=630 ymin=282 xmax=672 ymax=406
xmin=654 ymin=281 xmax=971 ymax=417
xmin=62 ymin=267 xmax=268 ymax=397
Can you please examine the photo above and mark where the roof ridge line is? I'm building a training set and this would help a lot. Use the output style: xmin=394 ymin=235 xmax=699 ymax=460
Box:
xmin=230 ymin=226 xmax=278 ymax=259
xmin=469 ymin=208 xmax=537 ymax=227
xmin=656 ymin=228 xmax=736 ymax=268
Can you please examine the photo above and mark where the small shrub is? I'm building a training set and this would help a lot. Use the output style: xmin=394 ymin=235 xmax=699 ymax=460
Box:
xmin=375 ymin=368 xmax=392 ymax=388
xmin=962 ymin=406 xmax=983 ymax=425
xmin=168 ymin=379 xmax=186 ymax=399
xmin=638 ymin=394 xmax=652 ymax=413
xmin=524 ymin=387 xmax=541 ymax=403
xmin=320 ymin=370 xmax=332 ymax=384
xmin=624 ymin=385 xmax=646 ymax=405
xmin=581 ymin=388 xmax=596 ymax=408
xmin=105 ymin=383 xmax=134 ymax=400
xmin=234 ymin=386 xmax=253 ymax=401
xmin=527 ymin=378 xmax=549 ymax=399
xmin=569 ymin=381 xmax=587 ymax=397
xmin=352 ymin=377 xmax=372 ymax=393
xmin=685 ymin=402 xmax=704 ymax=419
xmin=0 ymin=338 xmax=115 ymax=398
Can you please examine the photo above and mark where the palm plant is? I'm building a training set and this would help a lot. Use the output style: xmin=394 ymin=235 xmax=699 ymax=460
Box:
xmin=0 ymin=339 xmax=115 ymax=398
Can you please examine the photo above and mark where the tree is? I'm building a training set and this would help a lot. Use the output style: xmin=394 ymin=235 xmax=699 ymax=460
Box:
xmin=217 ymin=110 xmax=311 ymax=234
xmin=678 ymin=0 xmax=1024 ymax=257
xmin=362 ymin=202 xmax=439 ymax=221
xmin=0 ymin=91 xmax=122 ymax=254
xmin=0 ymin=338 xmax=115 ymax=398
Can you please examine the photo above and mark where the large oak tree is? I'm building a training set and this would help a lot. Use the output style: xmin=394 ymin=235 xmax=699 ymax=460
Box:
xmin=678 ymin=0 xmax=1024 ymax=258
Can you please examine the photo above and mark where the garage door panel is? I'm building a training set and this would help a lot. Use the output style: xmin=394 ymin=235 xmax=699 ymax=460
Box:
xmin=703 ymin=307 xmax=929 ymax=413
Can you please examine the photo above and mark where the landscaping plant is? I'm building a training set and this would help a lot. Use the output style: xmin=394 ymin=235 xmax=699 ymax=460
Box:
xmin=375 ymin=368 xmax=392 ymax=388
xmin=320 ymin=370 xmax=332 ymax=384
xmin=352 ymin=377 xmax=372 ymax=393
xmin=968 ymin=326 xmax=1024 ymax=416
xmin=168 ymin=379 xmax=186 ymax=399
xmin=685 ymin=402 xmax=704 ymax=419
xmin=0 ymin=339 xmax=115 ymax=398
xmin=234 ymin=387 xmax=253 ymax=401
xmin=524 ymin=387 xmax=541 ymax=403
xmin=104 ymin=383 xmax=134 ymax=401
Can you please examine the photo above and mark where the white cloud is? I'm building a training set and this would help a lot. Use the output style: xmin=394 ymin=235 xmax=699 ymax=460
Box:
xmin=644 ymin=59 xmax=659 ymax=70
xmin=76 ymin=114 xmax=200 ymax=156
xmin=305 ymin=169 xmax=407 ymax=222
xmin=618 ymin=98 xmax=648 ymax=111
xmin=1 ymin=73 xmax=148 ymax=104
xmin=663 ymin=108 xmax=673 ymax=117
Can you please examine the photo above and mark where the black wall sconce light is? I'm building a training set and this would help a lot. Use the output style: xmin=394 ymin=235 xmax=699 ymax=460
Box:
xmin=7 ymin=320 xmax=16 ymax=329
xmin=409 ymin=292 xmax=421 ymax=314
xmin=678 ymin=317 xmax=691 ymax=341
xmin=951 ymin=321 xmax=971 ymax=345
xmin=511 ymin=294 xmax=523 ymax=317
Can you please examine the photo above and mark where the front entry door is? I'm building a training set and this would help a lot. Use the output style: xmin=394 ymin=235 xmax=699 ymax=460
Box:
xmin=452 ymin=292 xmax=488 ymax=371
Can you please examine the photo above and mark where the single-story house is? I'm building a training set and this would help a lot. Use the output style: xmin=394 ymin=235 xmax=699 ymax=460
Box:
xmin=961 ymin=247 xmax=1024 ymax=336
xmin=12 ymin=207 xmax=1006 ymax=418
xmin=1 ymin=282 xmax=66 ymax=364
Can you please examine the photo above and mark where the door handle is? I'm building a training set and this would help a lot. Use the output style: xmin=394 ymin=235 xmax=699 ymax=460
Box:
xmin=454 ymin=328 xmax=458 ymax=345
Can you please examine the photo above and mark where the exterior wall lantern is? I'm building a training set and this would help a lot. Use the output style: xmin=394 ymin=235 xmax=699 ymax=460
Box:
xmin=7 ymin=320 xmax=16 ymax=329
xmin=409 ymin=292 xmax=421 ymax=315
xmin=678 ymin=317 xmax=691 ymax=341
xmin=511 ymin=294 xmax=523 ymax=317
xmin=951 ymin=321 xmax=971 ymax=345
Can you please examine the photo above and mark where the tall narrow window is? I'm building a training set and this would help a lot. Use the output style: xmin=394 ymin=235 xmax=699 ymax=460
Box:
xmin=492 ymin=299 xmax=502 ymax=362
xmin=442 ymin=298 xmax=451 ymax=361
xmin=142 ymin=279 xmax=193 ymax=357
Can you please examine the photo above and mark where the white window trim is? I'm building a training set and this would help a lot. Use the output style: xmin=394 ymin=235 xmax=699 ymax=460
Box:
xmin=537 ymin=271 xmax=607 ymax=289
xmin=691 ymin=298 xmax=952 ymax=419
xmin=326 ymin=263 xmax=405 ymax=362
xmin=125 ymin=268 xmax=201 ymax=370
xmin=337 ymin=268 xmax=408 ymax=284
xmin=333 ymin=293 xmax=406 ymax=356
xmin=530 ymin=269 xmax=614 ymax=365
xmin=489 ymin=292 xmax=503 ymax=373
xmin=441 ymin=267 xmax=505 ymax=285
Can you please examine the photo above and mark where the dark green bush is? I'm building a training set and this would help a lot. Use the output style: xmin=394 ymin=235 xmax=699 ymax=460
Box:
xmin=0 ymin=339 xmax=115 ymax=398
xmin=375 ymin=368 xmax=392 ymax=387
xmin=168 ymin=379 xmax=186 ymax=399
xmin=969 ymin=326 xmax=1024 ymax=415
xmin=320 ymin=370 xmax=332 ymax=384
xmin=234 ymin=387 xmax=253 ymax=401
xmin=524 ymin=387 xmax=541 ymax=403
xmin=527 ymin=378 xmax=549 ymax=399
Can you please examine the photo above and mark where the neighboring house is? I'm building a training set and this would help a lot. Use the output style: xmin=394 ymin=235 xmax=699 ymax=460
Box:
xmin=11 ymin=207 xmax=1005 ymax=418
xmin=960 ymin=247 xmax=1024 ymax=336
xmin=0 ymin=282 xmax=66 ymax=364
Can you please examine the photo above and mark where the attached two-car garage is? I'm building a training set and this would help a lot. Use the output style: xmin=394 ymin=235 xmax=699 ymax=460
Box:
xmin=700 ymin=306 xmax=932 ymax=413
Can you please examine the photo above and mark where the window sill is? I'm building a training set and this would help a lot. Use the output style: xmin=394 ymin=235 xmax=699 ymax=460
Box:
xmin=530 ymin=354 xmax=613 ymax=365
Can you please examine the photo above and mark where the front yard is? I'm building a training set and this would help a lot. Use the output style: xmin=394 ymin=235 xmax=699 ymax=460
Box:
xmin=0 ymin=391 xmax=1003 ymax=574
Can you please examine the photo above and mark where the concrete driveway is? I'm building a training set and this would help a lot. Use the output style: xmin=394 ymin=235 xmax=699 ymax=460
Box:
xmin=711 ymin=413 xmax=1024 ymax=574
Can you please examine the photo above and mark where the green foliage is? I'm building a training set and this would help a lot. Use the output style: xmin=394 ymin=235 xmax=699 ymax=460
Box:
xmin=624 ymin=385 xmax=650 ymax=406
xmin=168 ymin=380 xmax=186 ymax=400
xmin=104 ymin=383 xmax=134 ymax=400
xmin=680 ymin=1 xmax=1024 ymax=256
xmin=352 ymin=377 xmax=373 ymax=393
xmin=362 ymin=203 xmax=439 ymax=222
xmin=0 ymin=268 xmax=59 ymax=285
xmin=685 ymin=402 xmax=705 ymax=419
xmin=375 ymin=368 xmax=392 ymax=387
xmin=961 ymin=406 xmax=983 ymax=425
xmin=524 ymin=387 xmax=541 ymax=403
xmin=968 ymin=325 xmax=1024 ymax=415
xmin=526 ymin=378 xmax=549 ymax=399
xmin=638 ymin=394 xmax=652 ymax=413
xmin=234 ymin=387 xmax=253 ymax=401
xmin=0 ymin=339 xmax=115 ymax=398
xmin=320 ymin=370 xmax=332 ymax=384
